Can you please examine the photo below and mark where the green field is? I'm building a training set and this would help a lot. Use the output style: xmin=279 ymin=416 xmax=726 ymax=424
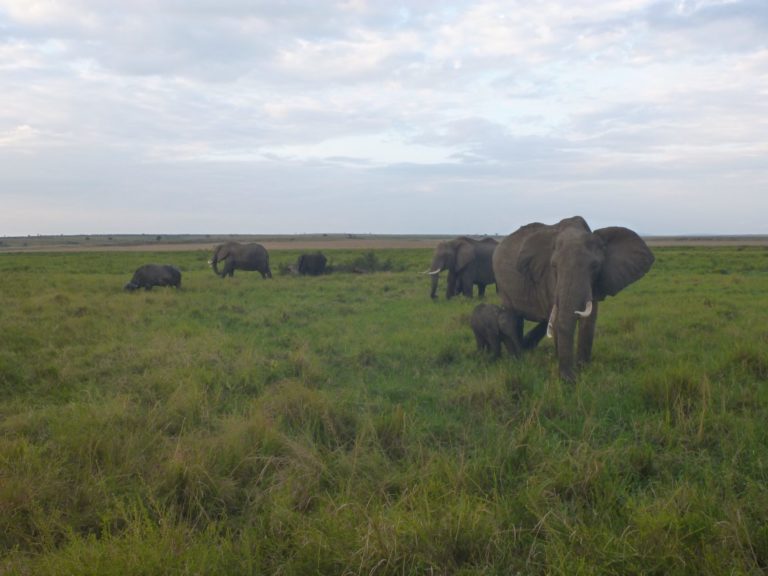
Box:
xmin=2 ymin=247 xmax=768 ymax=575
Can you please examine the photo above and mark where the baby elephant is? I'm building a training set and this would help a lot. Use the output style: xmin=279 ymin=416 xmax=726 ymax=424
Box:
xmin=470 ymin=303 xmax=518 ymax=358
xmin=124 ymin=264 xmax=182 ymax=291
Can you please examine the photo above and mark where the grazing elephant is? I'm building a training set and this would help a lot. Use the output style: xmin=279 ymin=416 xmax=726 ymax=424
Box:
xmin=426 ymin=236 xmax=498 ymax=299
xmin=492 ymin=216 xmax=654 ymax=381
xmin=470 ymin=303 xmax=518 ymax=358
xmin=124 ymin=264 xmax=181 ymax=291
xmin=209 ymin=242 xmax=272 ymax=279
xmin=297 ymin=252 xmax=328 ymax=276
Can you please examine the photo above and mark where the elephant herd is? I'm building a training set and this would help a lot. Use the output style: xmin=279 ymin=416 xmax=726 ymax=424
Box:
xmin=456 ymin=216 xmax=655 ymax=381
xmin=125 ymin=217 xmax=655 ymax=381
xmin=123 ymin=242 xmax=326 ymax=291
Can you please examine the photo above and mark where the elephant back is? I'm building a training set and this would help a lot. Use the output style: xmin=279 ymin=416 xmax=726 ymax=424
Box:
xmin=239 ymin=243 xmax=269 ymax=270
xmin=473 ymin=238 xmax=498 ymax=285
xmin=493 ymin=224 xmax=551 ymax=321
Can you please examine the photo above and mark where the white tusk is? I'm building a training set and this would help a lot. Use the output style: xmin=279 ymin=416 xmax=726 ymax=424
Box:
xmin=547 ymin=305 xmax=557 ymax=338
xmin=424 ymin=268 xmax=443 ymax=275
xmin=575 ymin=301 xmax=593 ymax=318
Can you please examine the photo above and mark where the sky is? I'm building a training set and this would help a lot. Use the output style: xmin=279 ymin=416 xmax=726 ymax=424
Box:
xmin=1 ymin=0 xmax=766 ymax=236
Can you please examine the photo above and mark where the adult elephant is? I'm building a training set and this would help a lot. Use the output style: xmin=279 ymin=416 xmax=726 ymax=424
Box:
xmin=492 ymin=216 xmax=654 ymax=381
xmin=209 ymin=242 xmax=272 ymax=279
xmin=426 ymin=236 xmax=498 ymax=299
xmin=297 ymin=252 xmax=328 ymax=276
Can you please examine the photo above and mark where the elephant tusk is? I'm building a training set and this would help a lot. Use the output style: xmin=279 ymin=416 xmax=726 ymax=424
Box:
xmin=425 ymin=268 xmax=443 ymax=275
xmin=547 ymin=305 xmax=557 ymax=338
xmin=575 ymin=301 xmax=593 ymax=318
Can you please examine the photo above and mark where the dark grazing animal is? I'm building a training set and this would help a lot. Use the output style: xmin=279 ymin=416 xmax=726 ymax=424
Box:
xmin=124 ymin=264 xmax=182 ymax=291
xmin=492 ymin=216 xmax=654 ymax=381
xmin=297 ymin=253 xmax=328 ymax=276
xmin=209 ymin=242 xmax=272 ymax=279
xmin=469 ymin=303 xmax=519 ymax=358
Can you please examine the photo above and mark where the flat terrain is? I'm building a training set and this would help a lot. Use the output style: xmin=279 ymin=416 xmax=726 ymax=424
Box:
xmin=2 ymin=233 xmax=768 ymax=252
xmin=2 ymin=244 xmax=768 ymax=574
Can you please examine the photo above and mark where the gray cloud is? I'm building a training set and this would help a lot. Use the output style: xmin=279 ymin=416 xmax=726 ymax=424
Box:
xmin=1 ymin=0 xmax=766 ymax=235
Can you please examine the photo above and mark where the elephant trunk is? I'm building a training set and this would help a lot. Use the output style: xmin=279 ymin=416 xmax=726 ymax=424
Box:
xmin=553 ymin=287 xmax=594 ymax=381
xmin=209 ymin=253 xmax=223 ymax=276
xmin=430 ymin=269 xmax=441 ymax=299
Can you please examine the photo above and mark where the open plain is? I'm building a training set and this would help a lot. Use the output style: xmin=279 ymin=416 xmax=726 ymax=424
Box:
xmin=1 ymin=240 xmax=767 ymax=574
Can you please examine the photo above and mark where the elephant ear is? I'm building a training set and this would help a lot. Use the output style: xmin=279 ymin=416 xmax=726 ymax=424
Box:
xmin=594 ymin=227 xmax=655 ymax=298
xmin=456 ymin=240 xmax=475 ymax=270
xmin=515 ymin=224 xmax=556 ymax=285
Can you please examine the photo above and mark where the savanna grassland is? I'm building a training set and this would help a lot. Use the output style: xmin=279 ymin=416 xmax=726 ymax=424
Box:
xmin=1 ymin=246 xmax=768 ymax=575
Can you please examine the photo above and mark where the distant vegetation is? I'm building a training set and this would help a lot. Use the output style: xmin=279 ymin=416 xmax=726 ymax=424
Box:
xmin=0 ymin=233 xmax=455 ymax=251
xmin=1 ymin=246 xmax=767 ymax=574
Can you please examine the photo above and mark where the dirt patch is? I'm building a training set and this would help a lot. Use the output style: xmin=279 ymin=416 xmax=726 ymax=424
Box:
xmin=2 ymin=234 xmax=767 ymax=253
xmin=644 ymin=236 xmax=768 ymax=248
xmin=0 ymin=238 xmax=444 ymax=253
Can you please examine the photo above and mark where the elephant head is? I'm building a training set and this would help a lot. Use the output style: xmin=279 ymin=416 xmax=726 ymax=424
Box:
xmin=208 ymin=243 xmax=234 ymax=276
xmin=495 ymin=216 xmax=654 ymax=381
xmin=426 ymin=236 xmax=497 ymax=299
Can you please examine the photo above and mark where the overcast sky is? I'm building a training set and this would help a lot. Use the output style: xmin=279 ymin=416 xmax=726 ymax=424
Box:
xmin=1 ymin=0 xmax=766 ymax=236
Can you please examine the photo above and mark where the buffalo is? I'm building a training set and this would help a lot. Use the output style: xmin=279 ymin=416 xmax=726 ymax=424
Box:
xmin=124 ymin=264 xmax=182 ymax=291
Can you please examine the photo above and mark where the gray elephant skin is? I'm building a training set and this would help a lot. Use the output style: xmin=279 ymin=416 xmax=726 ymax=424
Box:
xmin=297 ymin=253 xmax=327 ymax=276
xmin=492 ymin=216 xmax=654 ymax=381
xmin=124 ymin=264 xmax=181 ymax=291
xmin=209 ymin=242 xmax=272 ymax=278
xmin=470 ymin=303 xmax=519 ymax=358
xmin=426 ymin=236 xmax=498 ymax=299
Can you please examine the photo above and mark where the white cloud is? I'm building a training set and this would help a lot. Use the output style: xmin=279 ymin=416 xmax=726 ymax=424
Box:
xmin=0 ymin=124 xmax=41 ymax=148
xmin=0 ymin=0 xmax=766 ymax=235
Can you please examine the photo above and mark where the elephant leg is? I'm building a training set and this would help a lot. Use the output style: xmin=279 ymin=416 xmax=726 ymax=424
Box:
xmin=577 ymin=301 xmax=599 ymax=365
xmin=490 ymin=336 xmax=501 ymax=359
xmin=460 ymin=270 xmax=473 ymax=297
xmin=474 ymin=333 xmax=486 ymax=352
xmin=446 ymin=271 xmax=458 ymax=299
xmin=477 ymin=283 xmax=486 ymax=298
xmin=500 ymin=313 xmax=524 ymax=357
xmin=523 ymin=321 xmax=548 ymax=350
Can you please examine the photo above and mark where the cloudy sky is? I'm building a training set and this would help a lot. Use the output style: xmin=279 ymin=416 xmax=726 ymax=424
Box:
xmin=1 ymin=0 xmax=766 ymax=236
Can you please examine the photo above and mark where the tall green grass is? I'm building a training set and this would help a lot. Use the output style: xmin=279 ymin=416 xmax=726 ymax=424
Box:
xmin=1 ymin=247 xmax=767 ymax=575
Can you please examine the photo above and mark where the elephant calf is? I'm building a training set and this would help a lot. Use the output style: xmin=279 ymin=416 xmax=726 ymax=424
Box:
xmin=124 ymin=264 xmax=182 ymax=291
xmin=470 ymin=303 xmax=519 ymax=358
